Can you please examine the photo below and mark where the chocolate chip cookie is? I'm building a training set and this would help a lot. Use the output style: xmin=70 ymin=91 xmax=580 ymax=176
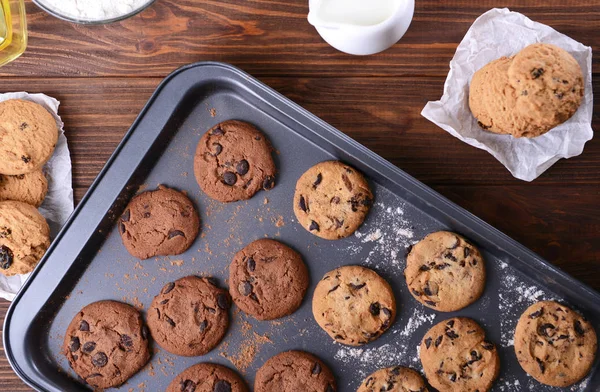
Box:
xmin=312 ymin=265 xmax=396 ymax=346
xmin=229 ymin=239 xmax=309 ymax=320
xmin=514 ymin=301 xmax=597 ymax=387
xmin=194 ymin=120 xmax=276 ymax=203
xmin=254 ymin=350 xmax=336 ymax=392
xmin=420 ymin=318 xmax=500 ymax=392
xmin=293 ymin=161 xmax=373 ymax=240
xmin=0 ymin=200 xmax=50 ymax=276
xmin=0 ymin=170 xmax=48 ymax=207
xmin=119 ymin=185 xmax=200 ymax=260
xmin=147 ymin=276 xmax=231 ymax=356
xmin=357 ymin=366 xmax=428 ymax=392
xmin=63 ymin=300 xmax=151 ymax=390
xmin=166 ymin=363 xmax=249 ymax=392
xmin=0 ymin=99 xmax=58 ymax=175
xmin=405 ymin=231 xmax=485 ymax=312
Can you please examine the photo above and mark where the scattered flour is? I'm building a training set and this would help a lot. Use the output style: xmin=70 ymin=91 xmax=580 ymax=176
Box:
xmin=397 ymin=308 xmax=436 ymax=337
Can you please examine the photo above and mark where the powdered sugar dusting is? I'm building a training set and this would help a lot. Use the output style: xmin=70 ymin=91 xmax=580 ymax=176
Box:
xmin=397 ymin=308 xmax=436 ymax=337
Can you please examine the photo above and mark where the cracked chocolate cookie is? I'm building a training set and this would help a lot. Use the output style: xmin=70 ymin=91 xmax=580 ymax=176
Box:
xmin=147 ymin=276 xmax=231 ymax=356
xmin=194 ymin=120 xmax=276 ymax=203
xmin=293 ymin=161 xmax=373 ymax=240
xmin=63 ymin=300 xmax=150 ymax=390
xmin=254 ymin=350 xmax=336 ymax=392
xmin=358 ymin=366 xmax=429 ymax=392
xmin=229 ymin=238 xmax=309 ymax=320
xmin=405 ymin=231 xmax=485 ymax=312
xmin=0 ymin=170 xmax=48 ymax=207
xmin=514 ymin=301 xmax=597 ymax=387
xmin=119 ymin=185 xmax=200 ymax=260
xmin=312 ymin=265 xmax=396 ymax=346
xmin=420 ymin=317 xmax=500 ymax=392
xmin=166 ymin=363 xmax=249 ymax=392
xmin=0 ymin=200 xmax=50 ymax=276
xmin=0 ymin=99 xmax=59 ymax=175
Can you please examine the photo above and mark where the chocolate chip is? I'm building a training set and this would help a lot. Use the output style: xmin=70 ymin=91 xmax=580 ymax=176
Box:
xmin=471 ymin=259 xmax=478 ymax=266
xmin=341 ymin=174 xmax=353 ymax=191
xmin=212 ymin=143 xmax=223 ymax=156
xmin=326 ymin=385 xmax=335 ymax=392
xmin=121 ymin=209 xmax=130 ymax=222
xmin=213 ymin=380 xmax=231 ymax=392
xmin=313 ymin=173 xmax=322 ymax=188
xmin=556 ymin=92 xmax=564 ymax=99
xmin=446 ymin=330 xmax=459 ymax=339
xmin=529 ymin=308 xmax=544 ymax=319
xmin=521 ymin=90 xmax=528 ymax=96
xmin=532 ymin=68 xmax=545 ymax=79
xmin=419 ymin=265 xmax=431 ymax=271
xmin=69 ymin=337 xmax=80 ymax=352
xmin=141 ymin=325 xmax=149 ymax=340
xmin=163 ymin=282 xmax=175 ymax=294
xmin=538 ymin=323 xmax=555 ymax=338
xmin=21 ymin=155 xmax=31 ymax=163
xmin=435 ymin=335 xmax=443 ymax=347
xmin=211 ymin=126 xmax=224 ymax=135
xmin=444 ymin=253 xmax=457 ymax=262
xmin=481 ymin=340 xmax=494 ymax=350
xmin=263 ymin=176 xmax=275 ymax=190
xmin=423 ymin=286 xmax=433 ymax=296
xmin=334 ymin=334 xmax=344 ymax=340
xmin=330 ymin=196 xmax=340 ymax=204
xmin=160 ymin=299 xmax=169 ymax=305
xmin=217 ymin=293 xmax=229 ymax=309
xmin=369 ymin=302 xmax=381 ymax=316
xmin=382 ymin=308 xmax=392 ymax=318
xmin=536 ymin=357 xmax=545 ymax=374
xmin=425 ymin=300 xmax=437 ymax=307
xmin=222 ymin=171 xmax=237 ymax=185
xmin=299 ymin=196 xmax=308 ymax=212
xmin=239 ymin=281 xmax=252 ymax=296
xmin=236 ymin=160 xmax=249 ymax=175
xmin=79 ymin=320 xmax=90 ymax=332
xmin=449 ymin=372 xmax=457 ymax=382
xmin=412 ymin=289 xmax=422 ymax=297
xmin=165 ymin=315 xmax=175 ymax=327
xmin=120 ymin=222 xmax=126 ymax=234
xmin=312 ymin=362 xmax=321 ymax=375
xmin=349 ymin=282 xmax=366 ymax=290
xmin=120 ymin=335 xmax=133 ymax=351
xmin=19 ymin=122 xmax=28 ymax=130
xmin=207 ymin=277 xmax=219 ymax=287
xmin=199 ymin=320 xmax=208 ymax=333
xmin=447 ymin=320 xmax=455 ymax=328
xmin=0 ymin=227 xmax=11 ymax=238
xmin=435 ymin=263 xmax=451 ymax=270
xmin=309 ymin=221 xmax=320 ymax=231
xmin=477 ymin=121 xmax=491 ymax=130
xmin=574 ymin=320 xmax=585 ymax=336
xmin=0 ymin=245 xmax=13 ymax=270
xmin=425 ymin=337 xmax=432 ymax=348
xmin=143 ymin=212 xmax=151 ymax=218
xmin=92 ymin=352 xmax=108 ymax=367
xmin=181 ymin=379 xmax=196 ymax=392
xmin=247 ymin=257 xmax=255 ymax=272
xmin=168 ymin=230 xmax=185 ymax=239
xmin=82 ymin=341 xmax=96 ymax=353
xmin=328 ymin=285 xmax=339 ymax=294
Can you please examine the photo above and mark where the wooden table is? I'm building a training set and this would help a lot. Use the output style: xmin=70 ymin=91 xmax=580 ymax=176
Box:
xmin=1 ymin=0 xmax=598 ymax=390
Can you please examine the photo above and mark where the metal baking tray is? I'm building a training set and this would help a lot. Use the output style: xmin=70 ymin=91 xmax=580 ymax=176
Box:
xmin=4 ymin=62 xmax=600 ymax=392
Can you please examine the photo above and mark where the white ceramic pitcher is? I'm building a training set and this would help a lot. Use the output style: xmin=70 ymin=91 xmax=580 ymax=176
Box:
xmin=308 ymin=0 xmax=415 ymax=55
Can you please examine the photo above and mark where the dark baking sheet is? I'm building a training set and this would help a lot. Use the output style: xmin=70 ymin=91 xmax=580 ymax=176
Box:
xmin=4 ymin=62 xmax=600 ymax=392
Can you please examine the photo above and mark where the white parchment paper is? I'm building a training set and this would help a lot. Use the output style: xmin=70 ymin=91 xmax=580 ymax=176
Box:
xmin=421 ymin=8 xmax=594 ymax=182
xmin=0 ymin=92 xmax=74 ymax=301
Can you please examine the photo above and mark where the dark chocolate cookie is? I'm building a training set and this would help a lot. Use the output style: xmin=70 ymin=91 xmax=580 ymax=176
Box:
xmin=229 ymin=239 xmax=309 ymax=320
xmin=293 ymin=161 xmax=373 ymax=240
xmin=166 ymin=363 xmax=249 ymax=392
xmin=420 ymin=317 xmax=500 ymax=392
xmin=147 ymin=276 xmax=231 ymax=356
xmin=358 ymin=366 xmax=429 ymax=392
xmin=62 ymin=300 xmax=151 ymax=390
xmin=194 ymin=120 xmax=276 ymax=203
xmin=254 ymin=350 xmax=336 ymax=392
xmin=119 ymin=185 xmax=200 ymax=260
xmin=312 ymin=265 xmax=396 ymax=346
xmin=514 ymin=301 xmax=597 ymax=387
xmin=405 ymin=231 xmax=485 ymax=312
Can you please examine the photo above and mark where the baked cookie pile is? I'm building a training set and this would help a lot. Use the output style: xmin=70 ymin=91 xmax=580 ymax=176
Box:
xmin=0 ymin=99 xmax=58 ymax=276
xmin=60 ymin=119 xmax=597 ymax=391
xmin=470 ymin=43 xmax=584 ymax=138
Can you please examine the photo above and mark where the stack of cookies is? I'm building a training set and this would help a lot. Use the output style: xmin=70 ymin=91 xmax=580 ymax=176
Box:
xmin=470 ymin=43 xmax=584 ymax=138
xmin=0 ymin=99 xmax=58 ymax=276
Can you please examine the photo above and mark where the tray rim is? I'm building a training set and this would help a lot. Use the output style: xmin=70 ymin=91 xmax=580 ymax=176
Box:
xmin=4 ymin=61 xmax=600 ymax=391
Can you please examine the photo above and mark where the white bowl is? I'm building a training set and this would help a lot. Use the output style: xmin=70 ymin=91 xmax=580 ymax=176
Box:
xmin=308 ymin=0 xmax=415 ymax=56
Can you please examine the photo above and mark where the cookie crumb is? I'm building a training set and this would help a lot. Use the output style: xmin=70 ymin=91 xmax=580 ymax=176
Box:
xmin=209 ymin=108 xmax=217 ymax=117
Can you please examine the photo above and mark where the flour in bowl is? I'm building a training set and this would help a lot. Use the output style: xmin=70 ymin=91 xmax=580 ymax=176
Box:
xmin=37 ymin=0 xmax=153 ymax=22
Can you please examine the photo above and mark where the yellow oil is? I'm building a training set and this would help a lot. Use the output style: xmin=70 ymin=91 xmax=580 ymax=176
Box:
xmin=0 ymin=0 xmax=27 ymax=67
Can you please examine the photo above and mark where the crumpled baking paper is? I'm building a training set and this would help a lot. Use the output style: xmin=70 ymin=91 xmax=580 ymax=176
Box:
xmin=0 ymin=92 xmax=74 ymax=301
xmin=421 ymin=8 xmax=594 ymax=182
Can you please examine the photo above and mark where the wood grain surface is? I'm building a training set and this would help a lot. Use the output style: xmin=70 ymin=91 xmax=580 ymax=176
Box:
xmin=1 ymin=0 xmax=599 ymax=390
